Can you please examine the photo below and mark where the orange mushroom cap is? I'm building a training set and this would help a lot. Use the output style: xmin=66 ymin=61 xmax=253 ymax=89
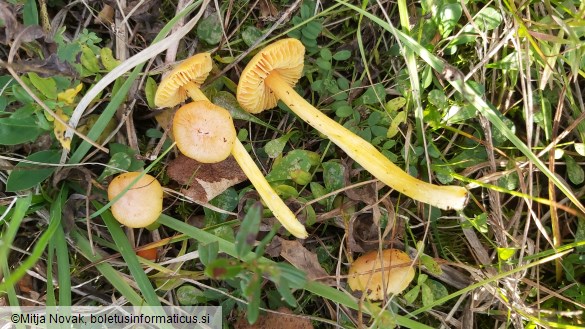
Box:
xmin=154 ymin=53 xmax=213 ymax=108
xmin=107 ymin=172 xmax=164 ymax=228
xmin=236 ymin=38 xmax=305 ymax=114
xmin=348 ymin=249 xmax=415 ymax=300
xmin=172 ymin=100 xmax=237 ymax=163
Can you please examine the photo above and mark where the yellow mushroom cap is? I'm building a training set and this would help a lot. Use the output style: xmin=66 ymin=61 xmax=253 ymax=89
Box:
xmin=172 ymin=100 xmax=236 ymax=163
xmin=107 ymin=172 xmax=163 ymax=228
xmin=348 ymin=249 xmax=415 ymax=300
xmin=154 ymin=53 xmax=213 ymax=108
xmin=236 ymin=38 xmax=305 ymax=114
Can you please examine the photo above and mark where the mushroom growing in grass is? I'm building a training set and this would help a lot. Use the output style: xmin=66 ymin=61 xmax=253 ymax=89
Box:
xmin=173 ymin=100 xmax=309 ymax=239
xmin=348 ymin=249 xmax=415 ymax=300
xmin=154 ymin=53 xmax=212 ymax=108
xmin=236 ymin=38 xmax=468 ymax=210
xmin=107 ymin=172 xmax=163 ymax=228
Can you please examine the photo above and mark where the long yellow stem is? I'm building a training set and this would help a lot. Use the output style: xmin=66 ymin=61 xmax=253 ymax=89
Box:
xmin=184 ymin=89 xmax=308 ymax=238
xmin=232 ymin=139 xmax=308 ymax=238
xmin=265 ymin=73 xmax=467 ymax=210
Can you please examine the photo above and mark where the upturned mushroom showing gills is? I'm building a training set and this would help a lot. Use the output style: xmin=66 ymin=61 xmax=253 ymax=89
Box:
xmin=236 ymin=38 xmax=468 ymax=211
xmin=173 ymin=100 xmax=309 ymax=239
xmin=107 ymin=172 xmax=163 ymax=228
xmin=348 ymin=249 xmax=415 ymax=300
xmin=154 ymin=52 xmax=212 ymax=108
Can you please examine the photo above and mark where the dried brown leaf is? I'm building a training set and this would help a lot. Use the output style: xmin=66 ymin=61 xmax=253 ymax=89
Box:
xmin=167 ymin=154 xmax=247 ymax=203
xmin=234 ymin=307 xmax=313 ymax=329
xmin=279 ymin=238 xmax=334 ymax=285
xmin=258 ymin=0 xmax=279 ymax=21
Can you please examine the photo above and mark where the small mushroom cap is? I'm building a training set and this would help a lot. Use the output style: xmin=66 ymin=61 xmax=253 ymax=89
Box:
xmin=172 ymin=100 xmax=236 ymax=163
xmin=154 ymin=53 xmax=213 ymax=108
xmin=348 ymin=249 xmax=415 ymax=300
xmin=107 ymin=172 xmax=163 ymax=228
xmin=236 ymin=38 xmax=305 ymax=114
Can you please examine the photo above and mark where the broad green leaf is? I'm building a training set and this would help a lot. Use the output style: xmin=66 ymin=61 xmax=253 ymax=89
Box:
xmin=199 ymin=241 xmax=219 ymax=267
xmin=310 ymin=182 xmax=328 ymax=205
xmin=497 ymin=247 xmax=516 ymax=261
xmin=28 ymin=72 xmax=57 ymax=99
xmin=421 ymin=283 xmax=434 ymax=306
xmin=176 ymin=285 xmax=205 ymax=305
xmin=438 ymin=3 xmax=462 ymax=37
xmin=575 ymin=143 xmax=585 ymax=156
xmin=354 ymin=83 xmax=386 ymax=105
xmin=80 ymin=45 xmax=101 ymax=74
xmin=565 ymin=155 xmax=584 ymax=185
xmin=235 ymin=202 xmax=262 ymax=259
xmin=474 ymin=7 xmax=502 ymax=31
xmin=109 ymin=143 xmax=145 ymax=172
xmin=320 ymin=48 xmax=332 ymax=61
xmin=385 ymin=97 xmax=407 ymax=113
xmin=290 ymin=169 xmax=312 ymax=185
xmin=100 ymin=47 xmax=120 ymax=71
xmin=322 ymin=161 xmax=345 ymax=191
xmin=204 ymin=188 xmax=239 ymax=224
xmin=145 ymin=77 xmax=157 ymax=108
xmin=404 ymin=285 xmax=420 ymax=304
xmin=420 ymin=254 xmax=442 ymax=275
xmin=242 ymin=26 xmax=263 ymax=47
xmin=98 ymin=152 xmax=132 ymax=181
xmin=265 ymin=131 xmax=297 ymax=158
xmin=6 ymin=150 xmax=60 ymax=191
xmin=0 ymin=117 xmax=43 ymax=145
xmin=425 ymin=279 xmax=449 ymax=304
xmin=333 ymin=50 xmax=352 ymax=61
xmin=427 ymin=89 xmax=447 ymax=108
xmin=197 ymin=14 xmax=222 ymax=45
xmin=387 ymin=111 xmax=407 ymax=138
xmin=23 ymin=0 xmax=38 ymax=26
xmin=266 ymin=150 xmax=315 ymax=182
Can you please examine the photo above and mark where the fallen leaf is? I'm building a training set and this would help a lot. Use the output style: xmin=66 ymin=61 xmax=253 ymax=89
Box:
xmin=279 ymin=238 xmax=334 ymax=285
xmin=0 ymin=1 xmax=17 ymax=44
xmin=167 ymin=154 xmax=247 ymax=203
xmin=57 ymin=83 xmax=83 ymax=104
xmin=234 ymin=307 xmax=313 ymax=329
xmin=52 ymin=108 xmax=71 ymax=150
xmin=95 ymin=4 xmax=114 ymax=25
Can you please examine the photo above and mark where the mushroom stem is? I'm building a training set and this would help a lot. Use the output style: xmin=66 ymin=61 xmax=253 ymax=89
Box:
xmin=265 ymin=73 xmax=467 ymax=211
xmin=187 ymin=92 xmax=309 ymax=238
xmin=232 ymin=140 xmax=308 ymax=238
xmin=184 ymin=82 xmax=208 ymax=102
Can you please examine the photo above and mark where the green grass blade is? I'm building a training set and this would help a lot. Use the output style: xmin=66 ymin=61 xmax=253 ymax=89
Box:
xmin=158 ymin=215 xmax=432 ymax=329
xmin=50 ymin=187 xmax=72 ymax=305
xmin=336 ymin=0 xmax=585 ymax=214
xmin=71 ymin=229 xmax=144 ymax=305
xmin=0 ymin=197 xmax=61 ymax=292
xmin=98 ymin=203 xmax=161 ymax=306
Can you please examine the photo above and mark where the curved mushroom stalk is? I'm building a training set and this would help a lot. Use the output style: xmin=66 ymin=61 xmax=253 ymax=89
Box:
xmin=232 ymin=139 xmax=308 ymax=238
xmin=173 ymin=101 xmax=309 ymax=239
xmin=266 ymin=73 xmax=467 ymax=210
xmin=237 ymin=38 xmax=468 ymax=211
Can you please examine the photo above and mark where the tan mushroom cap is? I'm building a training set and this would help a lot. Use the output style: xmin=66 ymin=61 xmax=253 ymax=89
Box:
xmin=236 ymin=38 xmax=305 ymax=114
xmin=173 ymin=100 xmax=236 ymax=163
xmin=154 ymin=53 xmax=213 ymax=108
xmin=108 ymin=172 xmax=163 ymax=228
xmin=348 ymin=249 xmax=415 ymax=300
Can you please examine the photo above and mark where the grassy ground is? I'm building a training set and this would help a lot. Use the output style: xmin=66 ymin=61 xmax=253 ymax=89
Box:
xmin=1 ymin=0 xmax=584 ymax=328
